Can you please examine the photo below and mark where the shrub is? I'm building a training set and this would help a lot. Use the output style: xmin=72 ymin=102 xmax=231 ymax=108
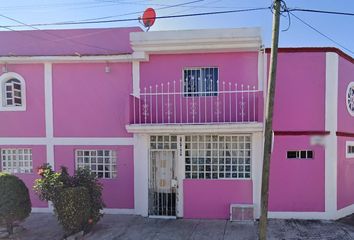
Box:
xmin=54 ymin=187 xmax=91 ymax=236
xmin=34 ymin=164 xmax=104 ymax=235
xmin=0 ymin=173 xmax=31 ymax=234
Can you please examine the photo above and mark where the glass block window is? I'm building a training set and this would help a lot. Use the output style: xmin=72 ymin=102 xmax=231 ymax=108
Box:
xmin=150 ymin=135 xmax=178 ymax=150
xmin=185 ymin=135 xmax=251 ymax=179
xmin=183 ymin=67 xmax=218 ymax=97
xmin=287 ymin=150 xmax=314 ymax=159
xmin=1 ymin=148 xmax=33 ymax=173
xmin=75 ymin=150 xmax=117 ymax=179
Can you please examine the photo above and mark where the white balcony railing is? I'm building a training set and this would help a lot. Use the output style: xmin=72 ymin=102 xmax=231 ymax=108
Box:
xmin=131 ymin=81 xmax=262 ymax=125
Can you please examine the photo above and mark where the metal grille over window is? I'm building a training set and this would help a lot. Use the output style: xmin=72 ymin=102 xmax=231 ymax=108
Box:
xmin=75 ymin=150 xmax=117 ymax=179
xmin=4 ymin=78 xmax=22 ymax=106
xmin=287 ymin=150 xmax=313 ymax=159
xmin=150 ymin=135 xmax=178 ymax=150
xmin=1 ymin=148 xmax=32 ymax=173
xmin=185 ymin=135 xmax=251 ymax=179
xmin=184 ymin=67 xmax=218 ymax=97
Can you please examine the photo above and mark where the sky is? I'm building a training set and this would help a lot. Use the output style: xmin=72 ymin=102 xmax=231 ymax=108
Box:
xmin=0 ymin=0 xmax=353 ymax=57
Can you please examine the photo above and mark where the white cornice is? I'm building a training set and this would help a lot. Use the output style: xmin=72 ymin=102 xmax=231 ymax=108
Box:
xmin=126 ymin=123 xmax=263 ymax=134
xmin=130 ymin=28 xmax=262 ymax=54
xmin=0 ymin=52 xmax=148 ymax=64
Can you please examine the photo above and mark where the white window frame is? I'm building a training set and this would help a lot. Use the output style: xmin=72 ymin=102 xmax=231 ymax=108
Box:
xmin=1 ymin=148 xmax=33 ymax=173
xmin=346 ymin=141 xmax=354 ymax=158
xmin=0 ymin=72 xmax=26 ymax=111
xmin=184 ymin=135 xmax=251 ymax=180
xmin=75 ymin=149 xmax=117 ymax=179
xmin=183 ymin=67 xmax=219 ymax=97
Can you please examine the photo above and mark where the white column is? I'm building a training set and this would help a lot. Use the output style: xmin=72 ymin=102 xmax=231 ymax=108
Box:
xmin=132 ymin=61 xmax=140 ymax=97
xmin=176 ymin=135 xmax=185 ymax=217
xmin=252 ymin=131 xmax=264 ymax=218
xmin=44 ymin=63 xmax=54 ymax=168
xmin=325 ymin=52 xmax=338 ymax=217
xmin=134 ymin=134 xmax=149 ymax=216
xmin=258 ymin=49 xmax=265 ymax=91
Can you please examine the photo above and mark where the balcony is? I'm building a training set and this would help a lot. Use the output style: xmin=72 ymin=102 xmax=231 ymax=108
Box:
xmin=129 ymin=80 xmax=263 ymax=131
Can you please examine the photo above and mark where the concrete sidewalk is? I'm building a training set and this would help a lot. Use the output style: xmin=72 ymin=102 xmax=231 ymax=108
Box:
xmin=14 ymin=213 xmax=354 ymax=240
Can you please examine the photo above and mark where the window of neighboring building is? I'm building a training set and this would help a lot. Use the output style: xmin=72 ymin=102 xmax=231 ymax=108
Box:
xmin=183 ymin=67 xmax=218 ymax=97
xmin=75 ymin=150 xmax=117 ymax=179
xmin=346 ymin=141 xmax=354 ymax=158
xmin=1 ymin=148 xmax=33 ymax=173
xmin=184 ymin=135 xmax=251 ymax=179
xmin=287 ymin=150 xmax=314 ymax=159
xmin=0 ymin=72 xmax=26 ymax=111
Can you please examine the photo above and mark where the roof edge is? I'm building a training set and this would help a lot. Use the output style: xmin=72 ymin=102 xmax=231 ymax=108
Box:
xmin=265 ymin=47 xmax=354 ymax=64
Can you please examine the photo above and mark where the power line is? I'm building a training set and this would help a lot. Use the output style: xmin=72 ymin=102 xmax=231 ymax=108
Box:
xmin=289 ymin=8 xmax=354 ymax=17
xmin=1 ymin=7 xmax=270 ymax=28
xmin=289 ymin=12 xmax=354 ymax=55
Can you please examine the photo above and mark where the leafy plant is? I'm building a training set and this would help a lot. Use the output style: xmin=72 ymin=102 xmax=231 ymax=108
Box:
xmin=34 ymin=164 xmax=104 ymax=235
xmin=0 ymin=173 xmax=31 ymax=234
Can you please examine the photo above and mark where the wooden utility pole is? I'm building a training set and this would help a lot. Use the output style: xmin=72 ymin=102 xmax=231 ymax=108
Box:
xmin=259 ymin=0 xmax=281 ymax=239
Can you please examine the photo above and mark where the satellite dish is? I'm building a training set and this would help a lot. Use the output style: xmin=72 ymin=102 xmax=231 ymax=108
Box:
xmin=141 ymin=8 xmax=156 ymax=30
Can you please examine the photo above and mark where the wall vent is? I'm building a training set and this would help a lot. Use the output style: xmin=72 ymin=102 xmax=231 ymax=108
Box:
xmin=230 ymin=204 xmax=254 ymax=221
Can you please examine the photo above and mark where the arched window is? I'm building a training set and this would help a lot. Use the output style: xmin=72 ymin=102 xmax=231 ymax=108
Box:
xmin=0 ymin=72 xmax=26 ymax=111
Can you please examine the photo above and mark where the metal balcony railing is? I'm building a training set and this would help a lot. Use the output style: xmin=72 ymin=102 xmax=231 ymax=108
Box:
xmin=131 ymin=81 xmax=262 ymax=125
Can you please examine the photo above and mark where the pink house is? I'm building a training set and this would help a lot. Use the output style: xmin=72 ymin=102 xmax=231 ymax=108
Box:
xmin=0 ymin=27 xmax=353 ymax=220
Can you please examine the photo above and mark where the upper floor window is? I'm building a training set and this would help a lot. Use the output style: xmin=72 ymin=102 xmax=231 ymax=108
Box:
xmin=183 ymin=67 xmax=218 ymax=97
xmin=346 ymin=82 xmax=354 ymax=117
xmin=0 ymin=72 xmax=26 ymax=111
xmin=1 ymin=148 xmax=33 ymax=173
xmin=75 ymin=149 xmax=117 ymax=179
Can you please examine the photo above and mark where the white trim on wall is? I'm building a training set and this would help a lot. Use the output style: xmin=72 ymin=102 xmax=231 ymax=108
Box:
xmin=132 ymin=61 xmax=140 ymax=97
xmin=102 ymin=208 xmax=135 ymax=215
xmin=44 ymin=63 xmax=55 ymax=167
xmin=0 ymin=137 xmax=135 ymax=145
xmin=325 ymin=52 xmax=339 ymax=216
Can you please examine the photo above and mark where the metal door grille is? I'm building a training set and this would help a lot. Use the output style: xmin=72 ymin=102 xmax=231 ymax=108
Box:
xmin=149 ymin=150 xmax=177 ymax=217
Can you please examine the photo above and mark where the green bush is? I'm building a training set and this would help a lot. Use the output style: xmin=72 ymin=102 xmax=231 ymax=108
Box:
xmin=34 ymin=164 xmax=104 ymax=235
xmin=54 ymin=187 xmax=91 ymax=236
xmin=0 ymin=173 xmax=31 ymax=234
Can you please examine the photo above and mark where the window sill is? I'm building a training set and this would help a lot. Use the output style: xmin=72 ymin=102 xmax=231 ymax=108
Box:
xmin=0 ymin=106 xmax=26 ymax=111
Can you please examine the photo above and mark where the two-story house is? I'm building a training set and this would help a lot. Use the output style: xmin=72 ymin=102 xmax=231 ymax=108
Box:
xmin=0 ymin=27 xmax=353 ymax=220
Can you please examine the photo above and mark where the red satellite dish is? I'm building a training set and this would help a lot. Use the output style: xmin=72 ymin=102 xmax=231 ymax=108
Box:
xmin=141 ymin=8 xmax=156 ymax=30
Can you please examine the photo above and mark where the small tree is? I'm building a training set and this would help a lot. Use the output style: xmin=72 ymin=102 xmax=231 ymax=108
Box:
xmin=0 ymin=173 xmax=31 ymax=234
xmin=34 ymin=164 xmax=104 ymax=236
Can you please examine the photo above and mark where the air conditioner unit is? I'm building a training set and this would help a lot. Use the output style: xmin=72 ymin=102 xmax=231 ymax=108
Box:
xmin=230 ymin=204 xmax=255 ymax=222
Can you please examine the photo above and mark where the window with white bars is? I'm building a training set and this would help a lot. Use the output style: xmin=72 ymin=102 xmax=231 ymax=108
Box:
xmin=1 ymin=148 xmax=33 ymax=173
xmin=185 ymin=135 xmax=251 ymax=179
xmin=150 ymin=135 xmax=178 ymax=150
xmin=75 ymin=150 xmax=117 ymax=179
xmin=183 ymin=67 xmax=218 ymax=97
xmin=4 ymin=79 xmax=22 ymax=107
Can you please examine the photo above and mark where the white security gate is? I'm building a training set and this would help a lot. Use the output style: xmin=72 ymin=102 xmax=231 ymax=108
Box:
xmin=148 ymin=150 xmax=177 ymax=217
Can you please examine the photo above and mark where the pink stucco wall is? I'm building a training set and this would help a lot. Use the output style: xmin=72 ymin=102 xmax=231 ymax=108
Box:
xmin=269 ymin=136 xmax=325 ymax=212
xmin=337 ymin=56 xmax=354 ymax=133
xmin=0 ymin=64 xmax=45 ymax=137
xmin=52 ymin=63 xmax=132 ymax=137
xmin=273 ymin=52 xmax=326 ymax=131
xmin=337 ymin=136 xmax=354 ymax=209
xmin=54 ymin=145 xmax=134 ymax=209
xmin=140 ymin=52 xmax=259 ymax=91
xmin=183 ymin=179 xmax=253 ymax=219
xmin=0 ymin=145 xmax=48 ymax=208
